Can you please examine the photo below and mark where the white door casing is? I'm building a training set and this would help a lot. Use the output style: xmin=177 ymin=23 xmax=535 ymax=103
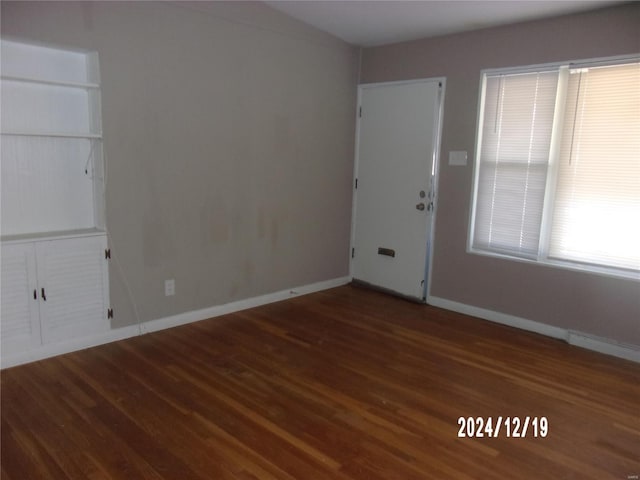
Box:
xmin=351 ymin=79 xmax=444 ymax=300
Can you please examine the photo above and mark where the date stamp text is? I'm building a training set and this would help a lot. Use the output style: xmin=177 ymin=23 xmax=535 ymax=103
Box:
xmin=457 ymin=416 xmax=548 ymax=438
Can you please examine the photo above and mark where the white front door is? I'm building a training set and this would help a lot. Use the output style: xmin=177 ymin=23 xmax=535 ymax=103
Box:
xmin=351 ymin=79 xmax=444 ymax=301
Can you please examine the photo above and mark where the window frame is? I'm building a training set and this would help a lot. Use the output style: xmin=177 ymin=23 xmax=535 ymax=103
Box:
xmin=468 ymin=54 xmax=640 ymax=281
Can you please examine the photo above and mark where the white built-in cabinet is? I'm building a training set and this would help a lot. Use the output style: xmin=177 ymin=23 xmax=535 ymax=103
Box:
xmin=1 ymin=236 xmax=110 ymax=355
xmin=1 ymin=39 xmax=110 ymax=364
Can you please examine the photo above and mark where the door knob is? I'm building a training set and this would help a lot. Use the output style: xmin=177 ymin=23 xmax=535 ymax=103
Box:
xmin=416 ymin=203 xmax=425 ymax=211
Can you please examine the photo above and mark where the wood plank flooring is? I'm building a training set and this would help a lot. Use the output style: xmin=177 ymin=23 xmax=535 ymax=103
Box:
xmin=2 ymin=285 xmax=639 ymax=479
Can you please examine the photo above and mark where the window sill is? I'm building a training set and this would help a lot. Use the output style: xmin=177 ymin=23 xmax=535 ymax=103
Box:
xmin=467 ymin=247 xmax=640 ymax=282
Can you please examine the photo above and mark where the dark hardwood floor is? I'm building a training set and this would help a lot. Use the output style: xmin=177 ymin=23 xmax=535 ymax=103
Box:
xmin=2 ymin=285 xmax=639 ymax=479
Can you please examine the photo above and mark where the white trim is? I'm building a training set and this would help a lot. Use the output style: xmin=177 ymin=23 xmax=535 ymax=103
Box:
xmin=1 ymin=75 xmax=100 ymax=89
xmin=467 ymin=246 xmax=640 ymax=282
xmin=427 ymin=295 xmax=640 ymax=363
xmin=567 ymin=331 xmax=640 ymax=363
xmin=479 ymin=53 xmax=640 ymax=78
xmin=467 ymin=55 xmax=640 ymax=282
xmin=467 ymin=71 xmax=488 ymax=254
xmin=348 ymin=87 xmax=363 ymax=279
xmin=427 ymin=295 xmax=568 ymax=340
xmin=141 ymin=276 xmax=350 ymax=334
xmin=1 ymin=276 xmax=350 ymax=369
xmin=358 ymin=77 xmax=444 ymax=89
xmin=0 ymin=325 xmax=141 ymax=369
xmin=0 ymin=131 xmax=102 ymax=139
xmin=425 ymin=78 xmax=446 ymax=300
xmin=1 ymin=228 xmax=107 ymax=244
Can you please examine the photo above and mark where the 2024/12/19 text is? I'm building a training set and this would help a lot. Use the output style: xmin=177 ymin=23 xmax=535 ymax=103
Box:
xmin=457 ymin=416 xmax=548 ymax=438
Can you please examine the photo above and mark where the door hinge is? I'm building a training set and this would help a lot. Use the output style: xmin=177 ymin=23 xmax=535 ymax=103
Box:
xmin=351 ymin=247 xmax=355 ymax=258
xmin=105 ymin=248 xmax=111 ymax=259
xmin=107 ymin=308 xmax=114 ymax=319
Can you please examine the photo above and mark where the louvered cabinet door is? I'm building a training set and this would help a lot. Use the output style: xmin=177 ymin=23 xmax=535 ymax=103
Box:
xmin=36 ymin=236 xmax=110 ymax=344
xmin=0 ymin=243 xmax=42 ymax=353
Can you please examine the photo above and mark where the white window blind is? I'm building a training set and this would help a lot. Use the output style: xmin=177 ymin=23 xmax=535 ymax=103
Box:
xmin=550 ymin=63 xmax=640 ymax=271
xmin=471 ymin=58 xmax=640 ymax=277
xmin=473 ymin=70 xmax=559 ymax=257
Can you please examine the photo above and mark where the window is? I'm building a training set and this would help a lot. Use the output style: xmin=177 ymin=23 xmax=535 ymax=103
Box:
xmin=470 ymin=57 xmax=640 ymax=278
xmin=1 ymin=39 xmax=105 ymax=237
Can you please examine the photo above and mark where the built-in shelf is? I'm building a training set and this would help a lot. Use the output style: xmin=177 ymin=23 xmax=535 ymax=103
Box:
xmin=1 ymin=75 xmax=100 ymax=89
xmin=1 ymin=39 xmax=110 ymax=365
xmin=1 ymin=228 xmax=107 ymax=244
xmin=0 ymin=131 xmax=102 ymax=139
xmin=1 ymin=38 xmax=106 ymax=244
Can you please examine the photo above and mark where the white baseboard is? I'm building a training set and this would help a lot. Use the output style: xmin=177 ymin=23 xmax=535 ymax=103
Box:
xmin=427 ymin=295 xmax=640 ymax=364
xmin=0 ymin=325 xmax=141 ymax=369
xmin=1 ymin=276 xmax=350 ymax=369
xmin=140 ymin=276 xmax=350 ymax=334
xmin=7 ymin=279 xmax=635 ymax=368
xmin=427 ymin=296 xmax=569 ymax=340
xmin=567 ymin=331 xmax=640 ymax=363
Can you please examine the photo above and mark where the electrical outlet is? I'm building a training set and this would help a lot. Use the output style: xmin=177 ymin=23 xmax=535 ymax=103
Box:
xmin=165 ymin=279 xmax=175 ymax=296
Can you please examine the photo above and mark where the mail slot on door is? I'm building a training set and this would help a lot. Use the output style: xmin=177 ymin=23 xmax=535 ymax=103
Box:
xmin=378 ymin=247 xmax=396 ymax=258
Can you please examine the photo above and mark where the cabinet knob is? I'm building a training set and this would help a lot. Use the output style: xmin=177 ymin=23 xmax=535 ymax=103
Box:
xmin=41 ymin=288 xmax=47 ymax=301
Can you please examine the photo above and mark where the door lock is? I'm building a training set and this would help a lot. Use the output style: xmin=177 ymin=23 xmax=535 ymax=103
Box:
xmin=416 ymin=203 xmax=425 ymax=211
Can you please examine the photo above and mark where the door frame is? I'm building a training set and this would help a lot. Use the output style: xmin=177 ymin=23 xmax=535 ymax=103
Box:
xmin=348 ymin=77 xmax=446 ymax=301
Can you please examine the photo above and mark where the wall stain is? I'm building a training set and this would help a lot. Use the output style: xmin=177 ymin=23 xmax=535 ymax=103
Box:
xmin=143 ymin=211 xmax=175 ymax=268
xmin=270 ymin=216 xmax=279 ymax=251
xmin=200 ymin=196 xmax=231 ymax=250
xmin=258 ymin=208 xmax=267 ymax=240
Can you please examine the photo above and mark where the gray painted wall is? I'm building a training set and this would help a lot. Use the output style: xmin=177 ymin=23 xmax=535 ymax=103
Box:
xmin=3 ymin=1 xmax=638 ymax=349
xmin=361 ymin=3 xmax=640 ymax=347
xmin=1 ymin=1 xmax=359 ymax=327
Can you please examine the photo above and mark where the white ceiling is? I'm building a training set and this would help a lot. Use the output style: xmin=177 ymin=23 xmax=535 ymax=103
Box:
xmin=265 ymin=1 xmax=623 ymax=47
